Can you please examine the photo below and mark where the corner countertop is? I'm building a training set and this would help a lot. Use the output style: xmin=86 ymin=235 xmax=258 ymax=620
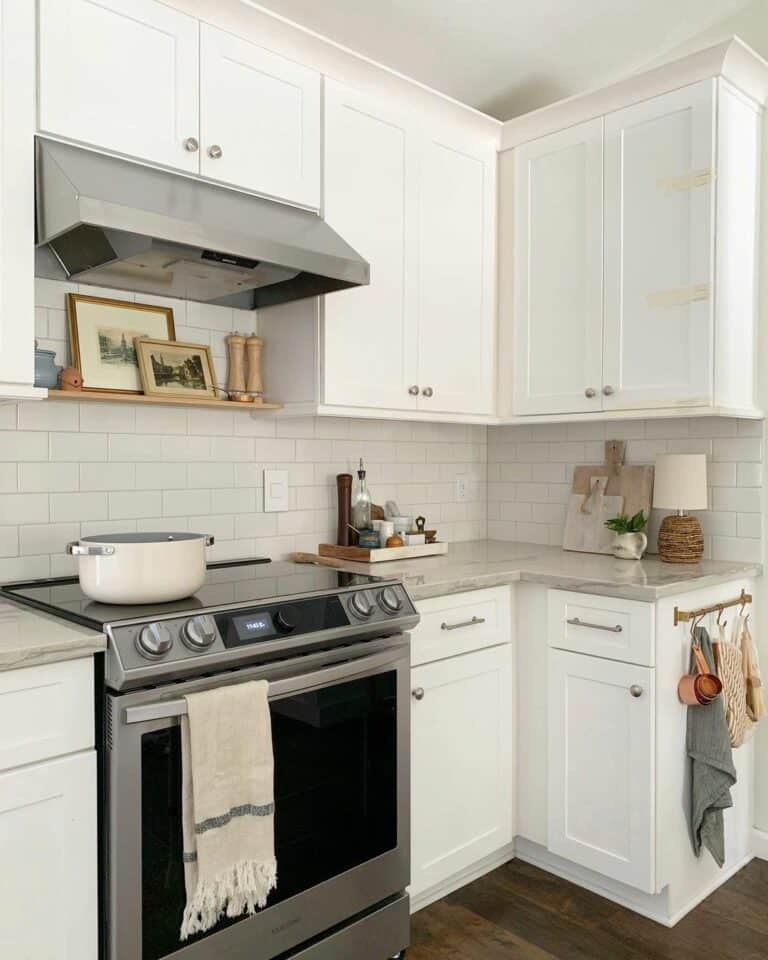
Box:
xmin=319 ymin=540 xmax=762 ymax=602
xmin=0 ymin=601 xmax=105 ymax=672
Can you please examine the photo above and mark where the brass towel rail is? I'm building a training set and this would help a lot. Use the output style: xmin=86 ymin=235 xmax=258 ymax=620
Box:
xmin=673 ymin=589 xmax=752 ymax=627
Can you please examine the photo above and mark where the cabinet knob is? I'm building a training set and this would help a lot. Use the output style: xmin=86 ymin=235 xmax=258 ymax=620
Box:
xmin=629 ymin=684 xmax=643 ymax=698
xmin=183 ymin=136 xmax=199 ymax=152
xmin=408 ymin=385 xmax=420 ymax=396
xmin=412 ymin=687 xmax=425 ymax=701
xmin=603 ymin=385 xmax=615 ymax=396
xmin=584 ymin=387 xmax=596 ymax=398
xmin=208 ymin=144 xmax=223 ymax=159
xmin=422 ymin=387 xmax=434 ymax=398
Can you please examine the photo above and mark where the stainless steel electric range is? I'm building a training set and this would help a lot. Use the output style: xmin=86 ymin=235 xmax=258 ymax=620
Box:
xmin=3 ymin=559 xmax=417 ymax=960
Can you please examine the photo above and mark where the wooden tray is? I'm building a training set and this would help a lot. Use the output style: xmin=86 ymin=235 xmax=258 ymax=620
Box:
xmin=318 ymin=542 xmax=448 ymax=563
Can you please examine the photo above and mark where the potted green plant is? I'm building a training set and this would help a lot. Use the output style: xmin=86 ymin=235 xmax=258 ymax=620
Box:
xmin=604 ymin=510 xmax=649 ymax=560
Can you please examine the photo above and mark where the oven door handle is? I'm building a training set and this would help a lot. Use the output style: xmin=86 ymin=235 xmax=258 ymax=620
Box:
xmin=122 ymin=645 xmax=407 ymax=725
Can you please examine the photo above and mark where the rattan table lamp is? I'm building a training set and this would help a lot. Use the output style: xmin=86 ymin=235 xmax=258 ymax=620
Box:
xmin=653 ymin=454 xmax=708 ymax=563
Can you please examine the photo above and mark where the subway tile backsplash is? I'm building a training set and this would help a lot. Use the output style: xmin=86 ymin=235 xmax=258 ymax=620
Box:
xmin=0 ymin=280 xmax=762 ymax=579
xmin=487 ymin=419 xmax=764 ymax=563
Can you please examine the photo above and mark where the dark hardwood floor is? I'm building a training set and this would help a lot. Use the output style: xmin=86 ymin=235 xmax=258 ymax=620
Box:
xmin=409 ymin=858 xmax=768 ymax=959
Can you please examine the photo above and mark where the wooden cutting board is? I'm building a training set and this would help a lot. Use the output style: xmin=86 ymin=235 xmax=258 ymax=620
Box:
xmin=563 ymin=441 xmax=654 ymax=555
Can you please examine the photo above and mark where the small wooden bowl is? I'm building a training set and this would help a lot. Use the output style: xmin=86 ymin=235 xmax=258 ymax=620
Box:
xmin=385 ymin=535 xmax=404 ymax=548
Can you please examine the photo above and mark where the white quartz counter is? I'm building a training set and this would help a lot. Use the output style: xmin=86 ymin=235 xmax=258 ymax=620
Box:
xmin=319 ymin=540 xmax=762 ymax=602
xmin=0 ymin=601 xmax=105 ymax=671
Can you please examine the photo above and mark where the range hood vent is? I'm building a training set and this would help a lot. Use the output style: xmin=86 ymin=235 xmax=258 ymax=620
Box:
xmin=35 ymin=138 xmax=369 ymax=309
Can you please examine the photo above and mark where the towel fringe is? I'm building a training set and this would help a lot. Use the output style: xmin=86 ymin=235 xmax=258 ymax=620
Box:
xmin=180 ymin=857 xmax=277 ymax=940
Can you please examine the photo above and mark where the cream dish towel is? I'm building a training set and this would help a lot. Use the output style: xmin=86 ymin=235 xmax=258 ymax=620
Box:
xmin=180 ymin=680 xmax=277 ymax=940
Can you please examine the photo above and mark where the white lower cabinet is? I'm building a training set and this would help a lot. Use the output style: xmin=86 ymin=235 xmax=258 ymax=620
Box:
xmin=0 ymin=750 xmax=98 ymax=958
xmin=410 ymin=642 xmax=514 ymax=900
xmin=548 ymin=649 xmax=655 ymax=892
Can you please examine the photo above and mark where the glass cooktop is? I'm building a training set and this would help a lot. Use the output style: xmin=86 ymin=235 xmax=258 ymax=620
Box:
xmin=1 ymin=559 xmax=385 ymax=630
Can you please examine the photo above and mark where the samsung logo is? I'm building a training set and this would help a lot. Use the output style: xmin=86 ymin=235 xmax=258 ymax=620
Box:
xmin=272 ymin=916 xmax=301 ymax=935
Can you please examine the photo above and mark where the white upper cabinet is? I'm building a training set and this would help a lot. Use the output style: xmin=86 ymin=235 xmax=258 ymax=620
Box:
xmin=323 ymin=80 xmax=418 ymax=410
xmin=200 ymin=25 xmax=320 ymax=207
xmin=417 ymin=129 xmax=496 ymax=416
xmin=500 ymin=42 xmax=766 ymax=421
xmin=37 ymin=0 xmax=321 ymax=206
xmin=0 ymin=0 xmax=40 ymax=399
xmin=603 ymin=81 xmax=715 ymax=411
xmin=312 ymin=81 xmax=497 ymax=419
xmin=512 ymin=119 xmax=604 ymax=415
xmin=38 ymin=0 xmax=200 ymax=174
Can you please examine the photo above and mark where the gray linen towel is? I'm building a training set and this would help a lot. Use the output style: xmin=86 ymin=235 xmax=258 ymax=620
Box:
xmin=687 ymin=627 xmax=736 ymax=867
xmin=180 ymin=680 xmax=277 ymax=940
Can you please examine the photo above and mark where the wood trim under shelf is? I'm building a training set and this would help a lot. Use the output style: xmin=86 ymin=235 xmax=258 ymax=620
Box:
xmin=46 ymin=389 xmax=283 ymax=411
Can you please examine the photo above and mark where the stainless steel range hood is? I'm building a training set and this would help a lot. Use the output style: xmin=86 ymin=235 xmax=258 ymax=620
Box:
xmin=35 ymin=138 xmax=369 ymax=309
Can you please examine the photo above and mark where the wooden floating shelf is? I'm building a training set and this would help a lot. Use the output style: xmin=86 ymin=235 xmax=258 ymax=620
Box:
xmin=46 ymin=389 xmax=283 ymax=411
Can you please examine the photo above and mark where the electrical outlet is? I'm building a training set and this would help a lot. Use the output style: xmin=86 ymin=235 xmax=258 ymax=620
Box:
xmin=455 ymin=475 xmax=468 ymax=502
xmin=264 ymin=469 xmax=289 ymax=512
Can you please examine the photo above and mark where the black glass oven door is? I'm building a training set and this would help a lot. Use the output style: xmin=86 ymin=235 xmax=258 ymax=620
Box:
xmin=139 ymin=671 xmax=398 ymax=960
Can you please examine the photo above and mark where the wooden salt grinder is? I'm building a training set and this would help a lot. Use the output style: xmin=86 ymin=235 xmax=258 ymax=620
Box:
xmin=226 ymin=334 xmax=246 ymax=396
xmin=336 ymin=474 xmax=353 ymax=547
xmin=245 ymin=335 xmax=264 ymax=400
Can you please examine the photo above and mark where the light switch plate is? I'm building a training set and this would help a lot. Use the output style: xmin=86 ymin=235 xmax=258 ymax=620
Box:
xmin=264 ymin=469 xmax=289 ymax=512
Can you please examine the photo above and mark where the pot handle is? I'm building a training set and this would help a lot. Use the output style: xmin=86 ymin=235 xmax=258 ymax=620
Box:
xmin=66 ymin=542 xmax=116 ymax=557
xmin=205 ymin=535 xmax=215 ymax=547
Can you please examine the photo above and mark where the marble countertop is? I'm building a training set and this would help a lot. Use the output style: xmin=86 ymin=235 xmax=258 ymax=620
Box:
xmin=321 ymin=540 xmax=762 ymax=602
xmin=0 ymin=601 xmax=105 ymax=672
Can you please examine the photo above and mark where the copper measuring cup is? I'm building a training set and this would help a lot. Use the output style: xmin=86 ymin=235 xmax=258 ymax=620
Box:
xmin=678 ymin=643 xmax=722 ymax=705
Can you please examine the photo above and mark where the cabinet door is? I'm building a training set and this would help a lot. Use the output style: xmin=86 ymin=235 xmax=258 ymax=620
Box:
xmin=200 ymin=25 xmax=320 ymax=207
xmin=512 ymin=119 xmax=604 ymax=415
xmin=417 ymin=130 xmax=496 ymax=415
xmin=38 ymin=0 xmax=199 ymax=173
xmin=548 ymin=650 xmax=655 ymax=892
xmin=0 ymin=0 xmax=36 ymax=393
xmin=323 ymin=80 xmax=418 ymax=410
xmin=603 ymin=81 xmax=715 ymax=410
xmin=410 ymin=645 xmax=514 ymax=898
xmin=0 ymin=752 xmax=98 ymax=958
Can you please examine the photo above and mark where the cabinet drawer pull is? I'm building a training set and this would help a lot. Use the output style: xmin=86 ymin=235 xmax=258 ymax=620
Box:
xmin=629 ymin=685 xmax=644 ymax=698
xmin=412 ymin=687 xmax=425 ymax=701
xmin=566 ymin=617 xmax=623 ymax=633
xmin=441 ymin=615 xmax=486 ymax=632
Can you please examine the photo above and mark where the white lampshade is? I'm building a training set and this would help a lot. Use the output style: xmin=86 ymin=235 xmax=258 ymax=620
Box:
xmin=653 ymin=454 xmax=708 ymax=511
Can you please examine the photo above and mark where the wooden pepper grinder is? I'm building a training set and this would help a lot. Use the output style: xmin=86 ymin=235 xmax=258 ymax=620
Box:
xmin=226 ymin=334 xmax=246 ymax=398
xmin=245 ymin=334 xmax=264 ymax=402
xmin=336 ymin=474 xmax=353 ymax=546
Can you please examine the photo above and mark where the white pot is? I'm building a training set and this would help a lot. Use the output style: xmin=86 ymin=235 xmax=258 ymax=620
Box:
xmin=611 ymin=532 xmax=647 ymax=561
xmin=66 ymin=532 xmax=214 ymax=604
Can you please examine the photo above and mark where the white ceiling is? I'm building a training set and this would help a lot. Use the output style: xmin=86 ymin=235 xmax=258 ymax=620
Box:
xmin=253 ymin=0 xmax=754 ymax=119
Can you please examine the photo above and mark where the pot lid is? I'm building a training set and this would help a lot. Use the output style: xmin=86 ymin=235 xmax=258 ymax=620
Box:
xmin=80 ymin=532 xmax=205 ymax=543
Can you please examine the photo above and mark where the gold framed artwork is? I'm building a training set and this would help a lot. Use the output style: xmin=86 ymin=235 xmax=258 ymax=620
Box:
xmin=66 ymin=294 xmax=175 ymax=394
xmin=135 ymin=339 xmax=217 ymax=401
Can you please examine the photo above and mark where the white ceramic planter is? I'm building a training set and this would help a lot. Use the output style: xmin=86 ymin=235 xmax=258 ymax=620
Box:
xmin=611 ymin=532 xmax=648 ymax=561
xmin=66 ymin=532 xmax=213 ymax=604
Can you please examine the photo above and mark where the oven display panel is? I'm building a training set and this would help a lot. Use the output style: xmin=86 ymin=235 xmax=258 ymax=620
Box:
xmin=233 ymin=612 xmax=275 ymax=641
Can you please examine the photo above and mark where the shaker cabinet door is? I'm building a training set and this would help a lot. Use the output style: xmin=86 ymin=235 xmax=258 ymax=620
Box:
xmin=416 ymin=130 xmax=496 ymax=416
xmin=323 ymin=81 xmax=419 ymax=410
xmin=200 ymin=24 xmax=321 ymax=207
xmin=512 ymin=119 xmax=604 ymax=415
xmin=603 ymin=81 xmax=715 ymax=410
xmin=38 ymin=0 xmax=200 ymax=173
xmin=410 ymin=645 xmax=514 ymax=899
xmin=548 ymin=650 xmax=655 ymax=892
xmin=0 ymin=752 xmax=98 ymax=959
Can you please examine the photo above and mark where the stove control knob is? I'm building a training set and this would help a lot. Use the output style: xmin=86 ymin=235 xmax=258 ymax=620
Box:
xmin=183 ymin=615 xmax=217 ymax=650
xmin=137 ymin=622 xmax=173 ymax=659
xmin=379 ymin=586 xmax=403 ymax=615
xmin=276 ymin=605 xmax=301 ymax=633
xmin=350 ymin=591 xmax=374 ymax=619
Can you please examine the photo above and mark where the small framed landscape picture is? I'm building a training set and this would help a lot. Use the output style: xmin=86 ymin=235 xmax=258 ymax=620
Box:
xmin=67 ymin=294 xmax=175 ymax=394
xmin=135 ymin=339 xmax=218 ymax=401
